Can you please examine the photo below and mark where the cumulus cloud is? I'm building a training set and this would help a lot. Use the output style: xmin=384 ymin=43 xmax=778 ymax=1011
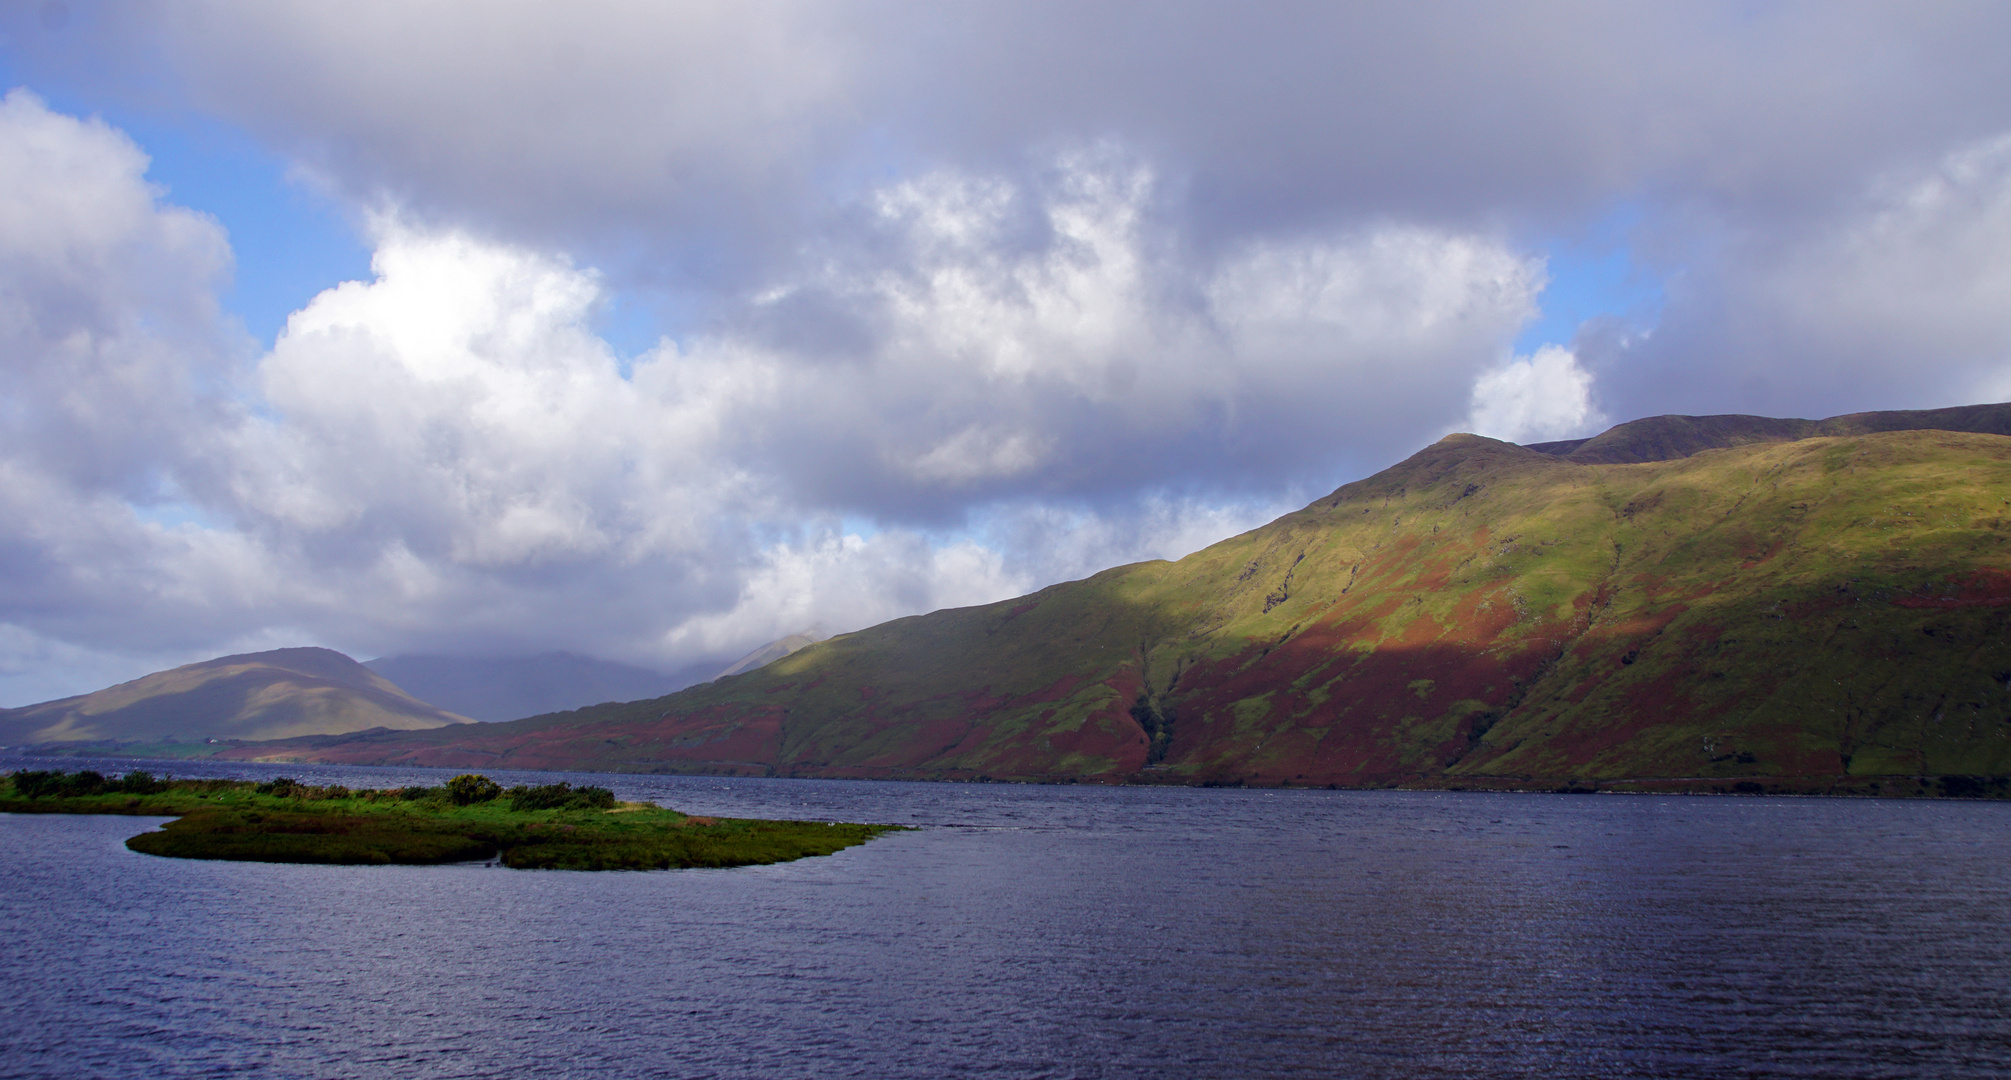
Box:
xmin=659 ymin=531 xmax=1029 ymax=661
xmin=1465 ymin=346 xmax=1605 ymax=445
xmin=8 ymin=107 xmax=1524 ymax=701
xmin=0 ymin=88 xmax=238 ymax=495
xmin=0 ymin=89 xmax=263 ymax=698
xmin=216 ymin=156 xmax=1537 ymax=645
xmin=714 ymin=155 xmax=1541 ymax=517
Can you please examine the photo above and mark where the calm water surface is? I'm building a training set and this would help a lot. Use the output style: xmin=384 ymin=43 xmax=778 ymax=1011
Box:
xmin=1 ymin=755 xmax=2007 ymax=1079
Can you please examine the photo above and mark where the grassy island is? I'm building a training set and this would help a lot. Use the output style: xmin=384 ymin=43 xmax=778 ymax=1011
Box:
xmin=1 ymin=768 xmax=902 ymax=870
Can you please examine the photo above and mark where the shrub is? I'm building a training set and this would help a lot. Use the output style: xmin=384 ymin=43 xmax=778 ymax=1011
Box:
xmin=7 ymin=769 xmax=142 ymax=798
xmin=255 ymin=777 xmax=303 ymax=797
xmin=118 ymin=770 xmax=163 ymax=794
xmin=9 ymin=770 xmax=65 ymax=799
xmin=507 ymin=782 xmax=616 ymax=812
xmin=1939 ymin=774 xmax=1987 ymax=798
xmin=446 ymin=774 xmax=503 ymax=805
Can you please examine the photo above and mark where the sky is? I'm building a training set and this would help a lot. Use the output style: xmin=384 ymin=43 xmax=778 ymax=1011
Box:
xmin=4 ymin=2 xmax=2011 ymax=704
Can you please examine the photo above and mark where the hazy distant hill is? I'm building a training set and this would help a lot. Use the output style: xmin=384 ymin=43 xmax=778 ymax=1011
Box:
xmin=0 ymin=647 xmax=470 ymax=746
xmin=715 ymin=630 xmax=827 ymax=680
xmin=363 ymin=652 xmax=714 ymax=723
xmin=223 ymin=404 xmax=2011 ymax=793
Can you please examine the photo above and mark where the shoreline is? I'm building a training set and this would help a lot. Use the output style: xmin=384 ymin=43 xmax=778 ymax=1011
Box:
xmin=5 ymin=750 xmax=2006 ymax=801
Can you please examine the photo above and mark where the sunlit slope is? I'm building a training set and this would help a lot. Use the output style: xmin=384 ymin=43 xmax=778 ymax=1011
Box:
xmin=245 ymin=428 xmax=2011 ymax=786
xmin=0 ymin=647 xmax=472 ymax=745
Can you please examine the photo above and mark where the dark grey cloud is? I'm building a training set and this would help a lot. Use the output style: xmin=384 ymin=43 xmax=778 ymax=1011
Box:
xmin=1588 ymin=131 xmax=2011 ymax=420
xmin=110 ymin=1 xmax=2011 ymax=426
xmin=73 ymin=5 xmax=1996 ymax=258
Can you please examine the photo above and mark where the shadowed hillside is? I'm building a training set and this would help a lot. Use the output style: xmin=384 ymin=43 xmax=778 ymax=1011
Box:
xmin=0 ymin=647 xmax=471 ymax=746
xmin=223 ymin=408 xmax=2011 ymax=792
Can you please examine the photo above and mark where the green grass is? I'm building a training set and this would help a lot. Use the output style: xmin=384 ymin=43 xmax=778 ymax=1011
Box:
xmin=1 ymin=770 xmax=903 ymax=870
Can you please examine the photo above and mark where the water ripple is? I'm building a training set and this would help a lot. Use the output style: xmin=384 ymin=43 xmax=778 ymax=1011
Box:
xmin=1 ymin=756 xmax=2007 ymax=1078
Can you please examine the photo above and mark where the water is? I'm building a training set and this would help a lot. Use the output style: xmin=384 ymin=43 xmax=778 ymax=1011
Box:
xmin=2 ymin=755 xmax=2008 ymax=1079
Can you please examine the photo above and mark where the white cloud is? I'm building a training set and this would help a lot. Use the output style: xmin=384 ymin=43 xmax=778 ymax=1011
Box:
xmin=0 ymin=99 xmax=1554 ymax=702
xmin=714 ymin=155 xmax=1542 ymax=511
xmin=0 ymin=89 xmax=240 ymax=493
xmin=1465 ymin=346 xmax=1605 ymax=444
xmin=659 ymin=530 xmax=1030 ymax=659
xmin=239 ymin=221 xmax=671 ymax=561
xmin=0 ymin=90 xmax=269 ymax=684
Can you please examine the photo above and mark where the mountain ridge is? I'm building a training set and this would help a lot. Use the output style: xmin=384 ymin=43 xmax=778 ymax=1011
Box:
xmin=209 ymin=404 xmax=2011 ymax=793
xmin=1528 ymin=402 xmax=2011 ymax=465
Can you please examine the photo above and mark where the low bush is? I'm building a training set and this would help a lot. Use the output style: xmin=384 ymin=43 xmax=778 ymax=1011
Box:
xmin=446 ymin=774 xmax=503 ymax=805
xmin=507 ymin=782 xmax=616 ymax=812
xmin=9 ymin=768 xmax=172 ymax=798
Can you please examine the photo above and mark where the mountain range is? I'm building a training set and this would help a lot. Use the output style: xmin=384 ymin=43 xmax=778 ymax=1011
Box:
xmin=204 ymin=404 xmax=2011 ymax=793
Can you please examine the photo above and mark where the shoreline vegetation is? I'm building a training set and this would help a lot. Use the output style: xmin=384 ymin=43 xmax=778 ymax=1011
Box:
xmin=6 ymin=755 xmax=2007 ymax=800
xmin=1 ymin=769 xmax=902 ymax=870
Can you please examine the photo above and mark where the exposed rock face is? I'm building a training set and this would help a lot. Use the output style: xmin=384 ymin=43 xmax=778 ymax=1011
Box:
xmin=223 ymin=406 xmax=2011 ymax=789
xmin=0 ymin=647 xmax=471 ymax=745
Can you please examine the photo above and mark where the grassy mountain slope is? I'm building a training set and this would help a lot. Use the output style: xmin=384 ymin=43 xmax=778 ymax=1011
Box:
xmin=227 ymin=420 xmax=2011 ymax=790
xmin=0 ymin=647 xmax=471 ymax=745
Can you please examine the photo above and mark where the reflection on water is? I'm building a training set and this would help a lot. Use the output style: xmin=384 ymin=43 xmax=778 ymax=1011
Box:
xmin=2 ymin=755 xmax=2008 ymax=1079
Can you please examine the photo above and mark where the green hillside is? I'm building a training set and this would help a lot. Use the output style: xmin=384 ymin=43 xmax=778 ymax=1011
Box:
xmin=226 ymin=415 xmax=2011 ymax=794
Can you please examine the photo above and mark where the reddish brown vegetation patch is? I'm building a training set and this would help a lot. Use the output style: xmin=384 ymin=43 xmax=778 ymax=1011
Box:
xmin=1893 ymin=570 xmax=2011 ymax=608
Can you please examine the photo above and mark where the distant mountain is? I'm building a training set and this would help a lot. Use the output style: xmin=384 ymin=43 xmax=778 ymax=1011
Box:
xmin=0 ymin=647 xmax=470 ymax=746
xmin=1526 ymin=402 xmax=2011 ymax=464
xmin=221 ymin=404 xmax=2011 ymax=794
xmin=715 ymin=629 xmax=827 ymax=680
xmin=362 ymin=652 xmax=714 ymax=723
